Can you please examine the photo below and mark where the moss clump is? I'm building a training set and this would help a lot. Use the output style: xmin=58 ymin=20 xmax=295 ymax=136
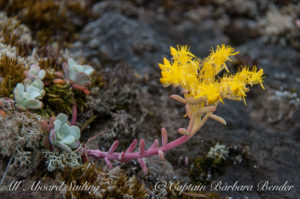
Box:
xmin=0 ymin=55 xmax=26 ymax=97
xmin=91 ymin=73 xmax=105 ymax=89
xmin=166 ymin=189 xmax=222 ymax=199
xmin=61 ymin=164 xmax=148 ymax=199
xmin=0 ymin=14 xmax=33 ymax=56
xmin=0 ymin=28 xmax=33 ymax=57
xmin=42 ymin=83 xmax=75 ymax=116
xmin=189 ymin=155 xmax=227 ymax=184
xmin=0 ymin=0 xmax=93 ymax=44
xmin=38 ymin=56 xmax=62 ymax=72
xmin=36 ymin=81 xmax=87 ymax=118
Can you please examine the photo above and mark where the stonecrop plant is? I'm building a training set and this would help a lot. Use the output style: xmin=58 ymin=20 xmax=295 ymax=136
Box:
xmin=13 ymin=65 xmax=46 ymax=110
xmin=49 ymin=113 xmax=81 ymax=152
xmin=159 ymin=44 xmax=265 ymax=136
xmin=54 ymin=58 xmax=95 ymax=95
xmin=85 ymin=44 xmax=265 ymax=174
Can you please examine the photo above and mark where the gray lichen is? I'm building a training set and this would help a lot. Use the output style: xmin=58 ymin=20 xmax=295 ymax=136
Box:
xmin=207 ymin=143 xmax=229 ymax=160
xmin=0 ymin=98 xmax=44 ymax=157
xmin=0 ymin=98 xmax=45 ymax=177
xmin=43 ymin=150 xmax=81 ymax=172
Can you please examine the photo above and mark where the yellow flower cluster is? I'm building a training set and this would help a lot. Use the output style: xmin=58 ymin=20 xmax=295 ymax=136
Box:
xmin=159 ymin=44 xmax=265 ymax=105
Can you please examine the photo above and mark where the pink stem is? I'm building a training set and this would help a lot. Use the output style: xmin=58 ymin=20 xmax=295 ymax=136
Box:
xmin=87 ymin=134 xmax=190 ymax=165
xmin=71 ymin=105 xmax=77 ymax=125
xmin=138 ymin=158 xmax=148 ymax=174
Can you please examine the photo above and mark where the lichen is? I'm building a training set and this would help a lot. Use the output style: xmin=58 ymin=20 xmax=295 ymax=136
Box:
xmin=0 ymin=98 xmax=44 ymax=156
xmin=259 ymin=4 xmax=300 ymax=47
xmin=0 ymin=98 xmax=45 ymax=177
xmin=207 ymin=143 xmax=229 ymax=160
xmin=43 ymin=150 xmax=81 ymax=172
xmin=87 ymin=64 xmax=139 ymax=115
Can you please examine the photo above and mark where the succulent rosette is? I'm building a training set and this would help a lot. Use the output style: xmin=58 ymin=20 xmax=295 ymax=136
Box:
xmin=62 ymin=58 xmax=94 ymax=86
xmin=49 ymin=113 xmax=81 ymax=152
xmin=13 ymin=79 xmax=45 ymax=110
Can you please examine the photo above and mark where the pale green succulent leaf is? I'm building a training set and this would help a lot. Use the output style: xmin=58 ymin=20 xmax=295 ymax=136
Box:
xmin=49 ymin=129 xmax=56 ymax=145
xmin=14 ymin=83 xmax=25 ymax=102
xmin=83 ymin=65 xmax=94 ymax=75
xmin=60 ymin=123 xmax=71 ymax=137
xmin=38 ymin=70 xmax=46 ymax=80
xmin=69 ymin=126 xmax=80 ymax=140
xmin=57 ymin=141 xmax=72 ymax=152
xmin=15 ymin=103 xmax=27 ymax=111
xmin=28 ymin=90 xmax=42 ymax=99
xmin=56 ymin=113 xmax=68 ymax=125
xmin=61 ymin=136 xmax=75 ymax=145
xmin=69 ymin=141 xmax=80 ymax=149
xmin=31 ymin=79 xmax=44 ymax=89
xmin=23 ymin=99 xmax=42 ymax=109
xmin=54 ymin=120 xmax=62 ymax=132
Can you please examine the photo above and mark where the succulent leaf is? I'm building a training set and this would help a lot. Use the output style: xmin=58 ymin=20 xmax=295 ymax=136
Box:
xmin=14 ymin=79 xmax=45 ymax=110
xmin=61 ymin=136 xmax=75 ymax=145
xmin=63 ymin=58 xmax=94 ymax=86
xmin=23 ymin=99 xmax=43 ymax=109
xmin=69 ymin=126 xmax=80 ymax=140
xmin=56 ymin=113 xmax=68 ymax=125
xmin=50 ymin=113 xmax=81 ymax=151
xmin=26 ymin=64 xmax=46 ymax=81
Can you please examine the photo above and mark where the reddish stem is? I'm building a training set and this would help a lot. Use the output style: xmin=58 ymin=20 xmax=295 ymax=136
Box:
xmin=71 ymin=105 xmax=77 ymax=125
xmin=87 ymin=129 xmax=191 ymax=174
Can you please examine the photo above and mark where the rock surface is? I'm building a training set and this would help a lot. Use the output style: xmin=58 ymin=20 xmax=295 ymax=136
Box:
xmin=71 ymin=1 xmax=300 ymax=198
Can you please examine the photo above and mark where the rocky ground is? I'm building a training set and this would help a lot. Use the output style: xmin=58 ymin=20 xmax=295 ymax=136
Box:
xmin=0 ymin=0 xmax=300 ymax=198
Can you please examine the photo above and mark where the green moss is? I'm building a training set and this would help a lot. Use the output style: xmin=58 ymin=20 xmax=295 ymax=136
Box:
xmin=31 ymin=70 xmax=87 ymax=118
xmin=0 ymin=16 xmax=33 ymax=56
xmin=61 ymin=164 xmax=148 ymax=199
xmin=91 ymin=73 xmax=105 ymax=88
xmin=189 ymin=156 xmax=226 ymax=185
xmin=38 ymin=57 xmax=62 ymax=72
xmin=0 ymin=0 xmax=93 ymax=44
xmin=0 ymin=55 xmax=26 ymax=97
xmin=43 ymin=83 xmax=75 ymax=116
xmin=166 ymin=189 xmax=222 ymax=199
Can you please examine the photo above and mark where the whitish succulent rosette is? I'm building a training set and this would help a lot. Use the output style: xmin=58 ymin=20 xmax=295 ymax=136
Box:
xmin=13 ymin=79 xmax=45 ymax=110
xmin=50 ymin=113 xmax=81 ymax=152
xmin=62 ymin=58 xmax=94 ymax=86
xmin=25 ymin=64 xmax=46 ymax=81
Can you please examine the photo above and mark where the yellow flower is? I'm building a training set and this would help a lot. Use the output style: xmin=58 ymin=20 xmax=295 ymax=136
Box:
xmin=170 ymin=45 xmax=195 ymax=64
xmin=159 ymin=44 xmax=265 ymax=106
xmin=159 ymin=44 xmax=265 ymax=137
xmin=207 ymin=44 xmax=239 ymax=73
